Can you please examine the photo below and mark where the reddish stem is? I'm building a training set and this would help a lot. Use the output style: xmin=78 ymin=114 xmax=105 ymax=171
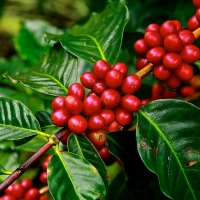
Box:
xmin=0 ymin=127 xmax=69 ymax=192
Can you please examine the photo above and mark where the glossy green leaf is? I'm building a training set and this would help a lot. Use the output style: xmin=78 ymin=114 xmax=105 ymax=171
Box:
xmin=3 ymin=43 xmax=78 ymax=96
xmin=48 ymin=151 xmax=106 ymax=200
xmin=67 ymin=134 xmax=109 ymax=189
xmin=0 ymin=97 xmax=49 ymax=141
xmin=35 ymin=110 xmax=53 ymax=130
xmin=44 ymin=0 xmax=129 ymax=65
xmin=14 ymin=20 xmax=64 ymax=65
xmin=137 ymin=99 xmax=200 ymax=199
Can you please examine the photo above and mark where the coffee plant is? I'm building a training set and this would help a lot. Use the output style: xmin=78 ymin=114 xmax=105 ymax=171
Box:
xmin=0 ymin=0 xmax=200 ymax=199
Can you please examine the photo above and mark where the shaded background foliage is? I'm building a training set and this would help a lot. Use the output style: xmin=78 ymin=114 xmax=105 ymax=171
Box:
xmin=0 ymin=0 xmax=197 ymax=199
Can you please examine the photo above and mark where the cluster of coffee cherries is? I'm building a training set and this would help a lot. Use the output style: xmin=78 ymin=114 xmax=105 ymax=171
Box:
xmin=134 ymin=17 xmax=200 ymax=89
xmin=0 ymin=179 xmax=48 ymax=200
xmin=51 ymin=60 xmax=142 ymax=161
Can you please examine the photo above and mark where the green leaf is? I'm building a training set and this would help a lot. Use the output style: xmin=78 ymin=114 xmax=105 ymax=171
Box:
xmin=137 ymin=99 xmax=200 ymax=199
xmin=48 ymin=151 xmax=106 ymax=200
xmin=67 ymin=134 xmax=109 ymax=190
xmin=45 ymin=0 xmax=129 ymax=65
xmin=0 ymin=97 xmax=49 ymax=141
xmin=0 ymin=165 xmax=12 ymax=175
xmin=3 ymin=43 xmax=78 ymax=96
xmin=35 ymin=110 xmax=53 ymax=130
xmin=14 ymin=20 xmax=64 ymax=65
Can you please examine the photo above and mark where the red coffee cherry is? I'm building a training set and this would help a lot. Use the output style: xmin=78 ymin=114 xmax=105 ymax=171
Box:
xmin=98 ymin=146 xmax=112 ymax=161
xmin=144 ymin=31 xmax=163 ymax=48
xmin=141 ymin=98 xmax=151 ymax=106
xmin=163 ymin=34 xmax=182 ymax=53
xmin=165 ymin=74 xmax=182 ymax=89
xmin=39 ymin=171 xmax=47 ymax=184
xmin=136 ymin=56 xmax=149 ymax=70
xmin=93 ymin=60 xmax=111 ymax=80
xmin=106 ymin=120 xmax=121 ymax=132
xmin=179 ymin=44 xmax=200 ymax=64
xmin=60 ymin=129 xmax=72 ymax=145
xmin=51 ymin=96 xmax=65 ymax=111
xmin=195 ymin=8 xmax=200 ymax=23
xmin=80 ymin=72 xmax=97 ymax=89
xmin=160 ymin=20 xmax=178 ymax=38
xmin=64 ymin=95 xmax=83 ymax=115
xmin=146 ymin=47 xmax=166 ymax=64
xmin=24 ymin=188 xmax=40 ymax=200
xmin=83 ymin=95 xmax=101 ymax=116
xmin=153 ymin=64 xmax=172 ymax=80
xmin=68 ymin=115 xmax=88 ymax=134
xmin=120 ymin=94 xmax=141 ymax=113
xmin=187 ymin=15 xmax=200 ymax=31
xmin=114 ymin=106 xmax=133 ymax=126
xmin=21 ymin=179 xmax=33 ymax=191
xmin=100 ymin=109 xmax=115 ymax=126
xmin=88 ymin=115 xmax=105 ymax=131
xmin=2 ymin=195 xmax=16 ymax=200
xmin=121 ymin=74 xmax=142 ymax=94
xmin=87 ymin=130 xmax=107 ymax=147
xmin=193 ymin=0 xmax=200 ymax=8
xmin=174 ymin=63 xmax=194 ymax=81
xmin=40 ymin=195 xmax=49 ymax=200
xmin=105 ymin=69 xmax=124 ymax=88
xmin=164 ymin=88 xmax=178 ymax=99
xmin=68 ymin=83 xmax=85 ymax=101
xmin=92 ymin=81 xmax=107 ymax=96
xmin=146 ymin=23 xmax=160 ymax=32
xmin=113 ymin=62 xmax=128 ymax=78
xmin=179 ymin=85 xmax=196 ymax=97
xmin=101 ymin=89 xmax=121 ymax=108
xmin=151 ymin=82 xmax=165 ymax=95
xmin=5 ymin=184 xmax=25 ymax=199
xmin=51 ymin=108 xmax=71 ymax=127
xmin=172 ymin=20 xmax=182 ymax=31
xmin=178 ymin=30 xmax=195 ymax=46
xmin=133 ymin=39 xmax=149 ymax=55
xmin=163 ymin=53 xmax=182 ymax=70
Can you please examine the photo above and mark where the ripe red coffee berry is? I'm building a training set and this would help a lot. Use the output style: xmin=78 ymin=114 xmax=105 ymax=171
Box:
xmin=87 ymin=130 xmax=107 ymax=147
xmin=165 ymin=74 xmax=182 ymax=89
xmin=83 ymin=95 xmax=101 ymax=116
xmin=121 ymin=74 xmax=142 ymax=94
xmin=146 ymin=47 xmax=166 ymax=64
xmin=51 ymin=108 xmax=71 ymax=127
xmin=164 ymin=89 xmax=178 ymax=99
xmin=133 ymin=38 xmax=149 ymax=55
xmin=144 ymin=31 xmax=163 ymax=48
xmin=120 ymin=94 xmax=141 ymax=113
xmin=179 ymin=44 xmax=200 ymax=64
xmin=136 ymin=56 xmax=149 ymax=70
xmin=51 ymin=96 xmax=65 ymax=111
xmin=100 ymin=109 xmax=115 ymax=126
xmin=146 ymin=23 xmax=160 ymax=32
xmin=2 ymin=195 xmax=16 ymax=200
xmin=179 ymin=85 xmax=196 ymax=97
xmin=163 ymin=53 xmax=182 ymax=70
xmin=68 ymin=83 xmax=85 ymax=101
xmin=163 ymin=34 xmax=182 ymax=53
xmin=193 ymin=0 xmax=200 ymax=8
xmin=60 ymin=129 xmax=72 ymax=145
xmin=195 ymin=8 xmax=200 ymax=23
xmin=68 ymin=115 xmax=88 ymax=134
xmin=151 ymin=82 xmax=165 ymax=95
xmin=101 ymin=89 xmax=121 ymax=108
xmin=40 ymin=195 xmax=48 ymax=200
xmin=153 ymin=64 xmax=172 ymax=80
xmin=64 ymin=95 xmax=83 ymax=115
xmin=98 ymin=146 xmax=112 ymax=161
xmin=178 ymin=30 xmax=195 ymax=46
xmin=92 ymin=81 xmax=107 ymax=96
xmin=88 ymin=114 xmax=105 ymax=131
xmin=141 ymin=98 xmax=151 ymax=106
xmin=21 ymin=179 xmax=33 ymax=191
xmin=174 ymin=63 xmax=194 ymax=81
xmin=39 ymin=171 xmax=47 ymax=184
xmin=24 ymin=188 xmax=40 ymax=200
xmin=93 ymin=60 xmax=111 ymax=80
xmin=107 ymin=120 xmax=121 ymax=132
xmin=105 ymin=69 xmax=124 ymax=88
xmin=172 ymin=20 xmax=182 ymax=31
xmin=160 ymin=20 xmax=177 ymax=38
xmin=187 ymin=15 xmax=200 ymax=31
xmin=113 ymin=62 xmax=128 ymax=78
xmin=80 ymin=72 xmax=97 ymax=89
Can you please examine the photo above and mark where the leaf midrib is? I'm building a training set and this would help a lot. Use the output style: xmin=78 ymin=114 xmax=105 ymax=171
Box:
xmin=139 ymin=109 xmax=196 ymax=199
